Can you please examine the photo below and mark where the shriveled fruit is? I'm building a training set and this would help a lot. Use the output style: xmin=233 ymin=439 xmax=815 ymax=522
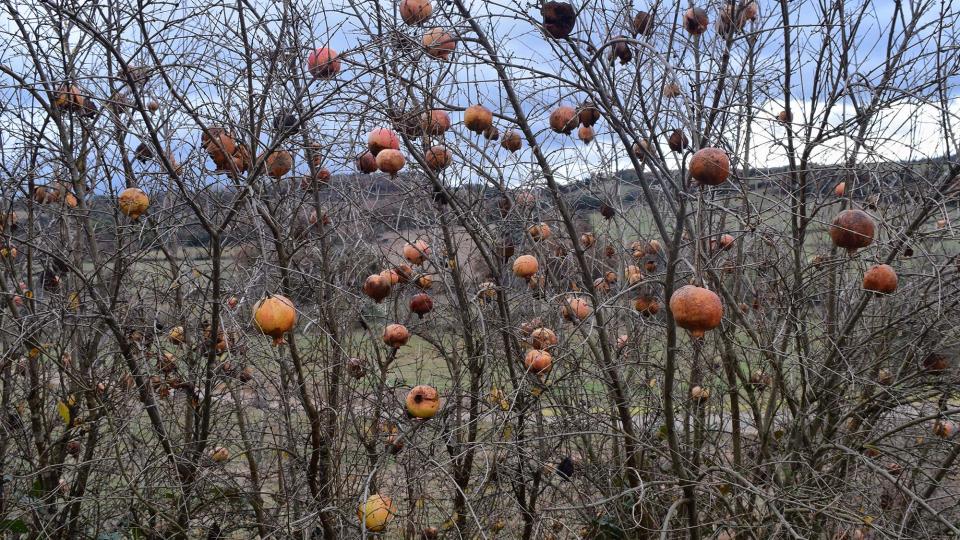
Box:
xmin=266 ymin=151 xmax=293 ymax=178
xmin=524 ymin=349 xmax=553 ymax=374
xmin=632 ymin=10 xmax=653 ymax=36
xmin=549 ymin=105 xmax=578 ymax=135
xmin=403 ymin=240 xmax=430 ymax=265
xmin=541 ymin=1 xmax=576 ymax=39
xmin=668 ymin=129 xmax=689 ymax=152
xmin=501 ymin=130 xmax=523 ymax=152
xmin=357 ymin=151 xmax=378 ymax=174
xmin=425 ymin=145 xmax=452 ymax=170
xmin=683 ymin=7 xmax=709 ymax=35
xmin=422 ymin=28 xmax=456 ymax=59
xmin=578 ymin=125 xmax=595 ymax=144
xmin=530 ymin=327 xmax=558 ymax=349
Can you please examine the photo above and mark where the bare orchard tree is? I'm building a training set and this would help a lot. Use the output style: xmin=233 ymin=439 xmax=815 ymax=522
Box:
xmin=0 ymin=0 xmax=958 ymax=538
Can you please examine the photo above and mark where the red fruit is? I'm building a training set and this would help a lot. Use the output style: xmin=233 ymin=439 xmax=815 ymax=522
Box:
xmin=357 ymin=152 xmax=378 ymax=173
xmin=307 ymin=47 xmax=341 ymax=78
xmin=409 ymin=293 xmax=434 ymax=318
xmin=829 ymin=209 xmax=875 ymax=253
xmin=863 ymin=264 xmax=898 ymax=294
xmin=367 ymin=128 xmax=400 ymax=156
xmin=690 ymin=148 xmax=730 ymax=185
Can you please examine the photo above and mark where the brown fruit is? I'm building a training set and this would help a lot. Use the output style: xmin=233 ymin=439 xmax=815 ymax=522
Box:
xmin=501 ymin=130 xmax=523 ymax=152
xmin=690 ymin=385 xmax=711 ymax=402
xmin=777 ymin=110 xmax=793 ymax=123
xmin=541 ymin=1 xmax=576 ymax=38
xmin=662 ymin=82 xmax=682 ymax=98
xmin=632 ymin=10 xmax=653 ymax=36
xmin=513 ymin=255 xmax=539 ymax=279
xmin=464 ymin=105 xmax=494 ymax=134
xmin=376 ymin=149 xmax=406 ymax=175
xmin=422 ymin=110 xmax=451 ymax=135
xmin=933 ymin=420 xmax=955 ymax=439
xmin=561 ymin=296 xmax=592 ymax=321
xmin=668 ymin=129 xmax=688 ymax=152
xmin=347 ymin=357 xmax=366 ymax=379
xmin=118 ymin=188 xmax=150 ymax=220
xmin=530 ymin=327 xmax=558 ymax=349
xmin=415 ymin=274 xmax=433 ymax=290
xmin=580 ymin=232 xmax=595 ymax=248
xmin=863 ymin=264 xmax=898 ymax=294
xmin=718 ymin=234 xmax=735 ymax=250
xmin=400 ymin=0 xmax=433 ymax=25
xmin=634 ymin=295 xmax=660 ymax=316
xmin=409 ymin=293 xmax=434 ymax=318
xmin=578 ymin=125 xmax=595 ymax=144
xmin=683 ymin=7 xmax=709 ymax=35
xmin=549 ymin=105 xmax=578 ymax=135
xmin=524 ymin=349 xmax=553 ymax=374
xmin=383 ymin=323 xmax=411 ymax=348
xmin=921 ymin=353 xmax=950 ymax=374
xmin=578 ymin=101 xmax=601 ymax=126
xmin=829 ymin=209 xmax=875 ymax=253
xmin=425 ymin=145 xmax=452 ymax=171
xmin=669 ymin=285 xmax=723 ymax=338
xmin=528 ymin=222 xmax=552 ymax=241
xmin=363 ymin=274 xmax=392 ymax=303
xmin=266 ymin=151 xmax=293 ymax=178
xmin=422 ymin=28 xmax=456 ymax=59
xmin=406 ymin=385 xmax=441 ymax=418
xmin=403 ymin=240 xmax=430 ymax=265
xmin=834 ymin=182 xmax=846 ymax=197
xmin=483 ymin=125 xmax=500 ymax=141
xmin=253 ymin=295 xmax=297 ymax=345
xmin=357 ymin=151 xmax=378 ymax=174
xmin=690 ymin=147 xmax=730 ymax=185
xmin=607 ymin=37 xmax=633 ymax=65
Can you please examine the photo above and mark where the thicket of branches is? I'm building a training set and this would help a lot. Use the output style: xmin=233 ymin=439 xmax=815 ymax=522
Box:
xmin=1 ymin=0 xmax=959 ymax=538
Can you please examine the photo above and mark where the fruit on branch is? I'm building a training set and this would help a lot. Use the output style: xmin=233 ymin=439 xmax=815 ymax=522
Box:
xmin=307 ymin=47 xmax=341 ymax=78
xmin=403 ymin=240 xmax=430 ymax=265
xmin=625 ymin=265 xmax=643 ymax=285
xmin=421 ymin=109 xmax=451 ymax=135
xmin=541 ymin=1 xmax=576 ymax=39
xmin=464 ymin=105 xmax=494 ymax=134
xmin=363 ymin=274 xmax=392 ymax=303
xmin=380 ymin=268 xmax=400 ymax=286
xmin=409 ymin=293 xmax=434 ymax=318
xmin=376 ymin=149 xmax=406 ymax=176
xmin=357 ymin=151 xmax=378 ymax=174
xmin=117 ymin=188 xmax=149 ymax=220
xmin=415 ymin=274 xmax=433 ymax=289
xmin=834 ymin=182 xmax=846 ymax=197
xmin=515 ymin=190 xmax=537 ymax=206
xmin=134 ymin=142 xmax=154 ymax=163
xmin=683 ymin=7 xmax=709 ymax=35
xmin=549 ymin=105 xmax=578 ymax=135
xmin=719 ymin=1 xmax=758 ymax=32
xmin=876 ymin=368 xmax=893 ymax=386
xmin=669 ymin=285 xmax=723 ymax=337
xmin=501 ymin=130 xmax=523 ymax=152
xmin=210 ymin=446 xmax=229 ymax=463
xmin=578 ymin=125 xmax=595 ymax=144
xmin=921 ymin=352 xmax=950 ymax=374
xmin=346 ymin=357 xmax=366 ymax=379
xmin=274 ymin=111 xmax=298 ymax=132
xmin=512 ymin=254 xmax=539 ymax=279
xmin=777 ymin=110 xmax=792 ymax=123
xmin=406 ymin=385 xmax=441 ymax=418
xmin=357 ymin=494 xmax=397 ymax=532
xmin=667 ymin=129 xmax=688 ymax=152
xmin=524 ymin=349 xmax=553 ymax=374
xmin=933 ymin=420 xmax=955 ymax=439
xmin=253 ymin=294 xmax=297 ymax=345
xmin=395 ymin=265 xmax=414 ymax=283
xmin=383 ymin=323 xmax=411 ymax=348
xmin=422 ymin=28 xmax=456 ymax=59
xmin=34 ymin=183 xmax=78 ymax=207
xmin=561 ymin=296 xmax=592 ymax=321
xmin=530 ymin=327 xmax=558 ymax=349
xmin=528 ymin=222 xmax=552 ymax=241
xmin=168 ymin=326 xmax=185 ymax=345
xmin=718 ymin=234 xmax=735 ymax=250
xmin=421 ymin=526 xmax=440 ymax=539
xmin=577 ymin=101 xmax=601 ymax=126
xmin=600 ymin=204 xmax=616 ymax=219
xmin=580 ymin=232 xmax=595 ymax=248
xmin=54 ymin=84 xmax=86 ymax=111
xmin=158 ymin=352 xmax=177 ymax=374
xmin=483 ymin=125 xmax=500 ymax=140
xmin=750 ymin=369 xmax=772 ymax=390
xmin=607 ymin=36 xmax=633 ymax=65
xmin=690 ymin=385 xmax=711 ymax=402
xmin=662 ymin=82 xmax=681 ymax=98
xmin=265 ymin=151 xmax=293 ymax=178
xmin=829 ymin=209 xmax=875 ymax=253
xmin=862 ymin=264 xmax=898 ymax=294
xmin=367 ymin=128 xmax=400 ymax=156
xmin=689 ymin=147 xmax=729 ymax=186
xmin=425 ymin=145 xmax=452 ymax=170
xmin=634 ymin=295 xmax=660 ymax=316
xmin=632 ymin=10 xmax=653 ymax=37
xmin=400 ymin=0 xmax=433 ymax=25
